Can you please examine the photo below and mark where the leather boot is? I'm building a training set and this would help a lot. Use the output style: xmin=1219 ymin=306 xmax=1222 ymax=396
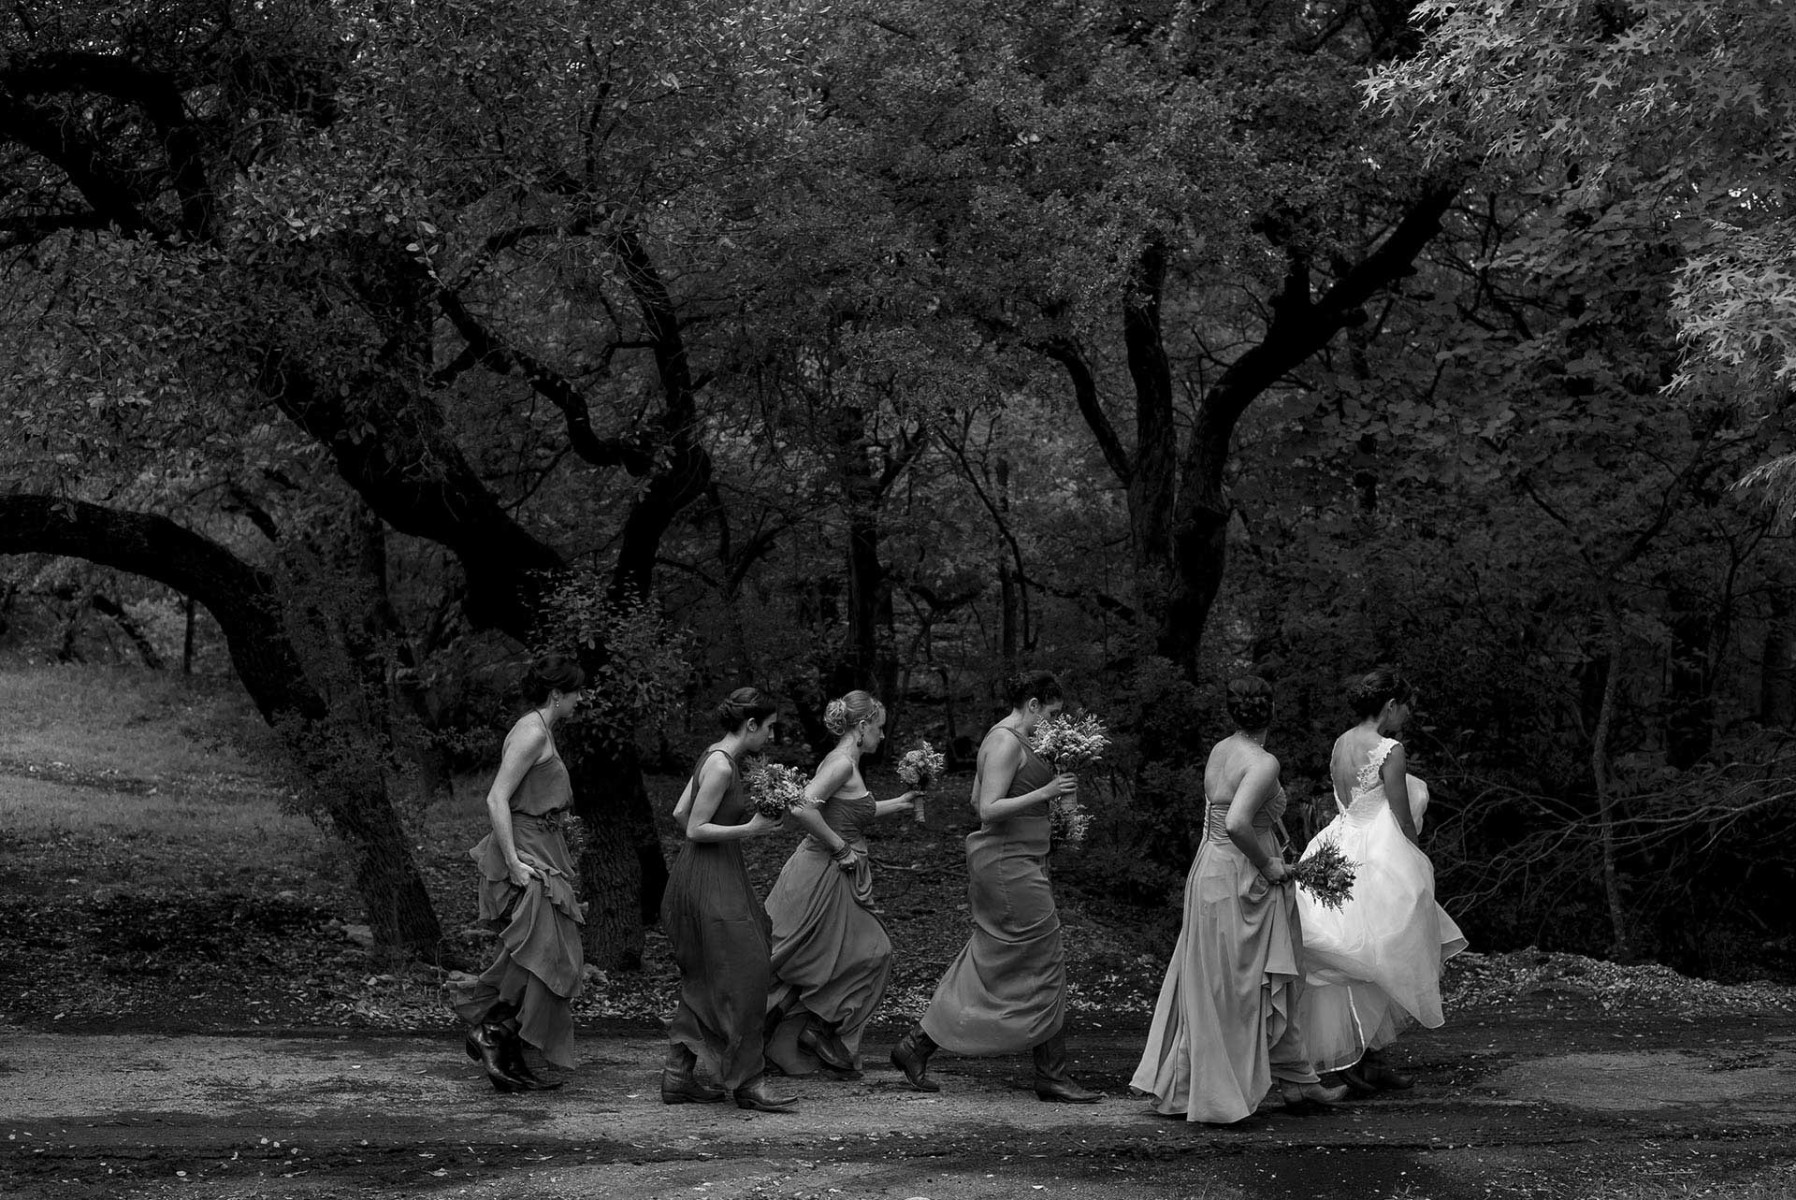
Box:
xmin=661 ymin=1043 xmax=727 ymax=1104
xmin=463 ymin=1024 xmax=528 ymax=1094
xmin=1279 ymin=1079 xmax=1351 ymax=1107
xmin=889 ymin=1025 xmax=940 ymax=1092
xmin=1358 ymin=1049 xmax=1414 ymax=1091
xmin=1031 ymin=1031 xmax=1104 ymax=1103
xmin=798 ymin=1019 xmax=857 ymax=1074
xmin=733 ymin=1073 xmax=799 ymax=1112
xmin=495 ymin=1024 xmax=563 ymax=1091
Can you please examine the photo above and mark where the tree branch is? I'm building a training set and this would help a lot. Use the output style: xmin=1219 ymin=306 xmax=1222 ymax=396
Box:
xmin=436 ymin=287 xmax=656 ymax=474
xmin=1033 ymin=335 xmax=1134 ymax=486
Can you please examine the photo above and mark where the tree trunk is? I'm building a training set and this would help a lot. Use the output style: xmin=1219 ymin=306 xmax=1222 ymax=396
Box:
xmin=89 ymin=592 xmax=165 ymax=669
xmin=0 ymin=494 xmax=444 ymax=957
xmin=832 ymin=404 xmax=886 ymax=692
xmin=1762 ymin=573 xmax=1796 ymax=727
xmin=1161 ymin=403 xmax=1235 ymax=672
xmin=182 ymin=593 xmax=196 ymax=674
xmin=997 ymin=456 xmax=1019 ymax=674
xmin=1665 ymin=584 xmax=1714 ymax=768
xmin=567 ymin=737 xmax=664 ymax=969
xmin=1590 ymin=603 xmax=1632 ymax=960
xmin=57 ymin=591 xmax=92 ymax=662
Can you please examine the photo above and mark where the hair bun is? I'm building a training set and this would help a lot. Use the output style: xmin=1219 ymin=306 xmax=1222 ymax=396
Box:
xmin=824 ymin=691 xmax=884 ymax=738
xmin=1225 ymin=675 xmax=1274 ymax=731
xmin=715 ymin=686 xmax=778 ymax=732
xmin=823 ymin=698 xmax=849 ymax=736
xmin=1345 ymin=666 xmax=1412 ymax=718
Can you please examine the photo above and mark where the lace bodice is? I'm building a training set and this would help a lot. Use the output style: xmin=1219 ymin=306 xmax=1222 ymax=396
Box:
xmin=1352 ymin=737 xmax=1399 ymax=800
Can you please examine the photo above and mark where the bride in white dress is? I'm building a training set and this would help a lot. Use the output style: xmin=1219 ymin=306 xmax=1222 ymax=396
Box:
xmin=1295 ymin=668 xmax=1467 ymax=1090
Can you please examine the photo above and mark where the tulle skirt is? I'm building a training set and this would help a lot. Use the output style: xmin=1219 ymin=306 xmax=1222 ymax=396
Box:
xmin=1296 ymin=791 xmax=1466 ymax=1072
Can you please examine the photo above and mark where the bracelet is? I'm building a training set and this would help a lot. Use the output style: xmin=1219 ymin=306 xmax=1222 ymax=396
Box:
xmin=830 ymin=843 xmax=855 ymax=861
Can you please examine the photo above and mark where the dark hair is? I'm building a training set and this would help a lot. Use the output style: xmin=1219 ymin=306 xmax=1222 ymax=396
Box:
xmin=1004 ymin=670 xmax=1064 ymax=711
xmin=716 ymin=686 xmax=778 ymax=732
xmin=1226 ymin=675 xmax=1274 ymax=732
xmin=520 ymin=654 xmax=586 ymax=705
xmin=1345 ymin=666 xmax=1413 ymax=718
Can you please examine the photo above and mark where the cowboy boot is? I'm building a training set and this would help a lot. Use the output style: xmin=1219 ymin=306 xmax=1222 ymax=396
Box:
xmin=797 ymin=1017 xmax=857 ymax=1074
xmin=1031 ymin=1031 xmax=1104 ymax=1103
xmin=1279 ymin=1078 xmax=1351 ymax=1107
xmin=889 ymin=1024 xmax=940 ymax=1092
xmin=1358 ymin=1048 xmax=1414 ymax=1091
xmin=495 ymin=1023 xmax=563 ymax=1091
xmin=463 ymin=1024 xmax=528 ymax=1094
xmin=660 ymin=1043 xmax=727 ymax=1104
xmin=733 ymin=1073 xmax=799 ymax=1112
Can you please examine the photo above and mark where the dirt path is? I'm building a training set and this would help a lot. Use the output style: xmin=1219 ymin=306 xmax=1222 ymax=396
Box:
xmin=4 ymin=1002 xmax=1795 ymax=1200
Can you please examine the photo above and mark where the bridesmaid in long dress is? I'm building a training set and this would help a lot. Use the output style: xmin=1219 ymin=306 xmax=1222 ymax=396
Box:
xmin=890 ymin=671 xmax=1103 ymax=1103
xmin=764 ymin=690 xmax=920 ymax=1077
xmin=450 ymin=655 xmax=588 ymax=1093
xmin=659 ymin=687 xmax=798 ymax=1112
xmin=1130 ymin=676 xmax=1347 ymax=1123
xmin=1296 ymin=667 xmax=1467 ymax=1092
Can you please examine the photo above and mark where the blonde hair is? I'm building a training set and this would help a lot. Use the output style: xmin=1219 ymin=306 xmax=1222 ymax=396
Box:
xmin=823 ymin=690 xmax=885 ymax=737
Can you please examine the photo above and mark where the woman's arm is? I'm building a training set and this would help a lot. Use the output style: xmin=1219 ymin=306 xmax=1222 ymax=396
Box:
xmin=685 ymin=756 xmax=779 ymax=842
xmin=874 ymin=791 xmax=920 ymax=818
xmin=1381 ymin=741 xmax=1420 ymax=845
xmin=1225 ymin=754 xmax=1289 ymax=882
xmin=485 ymin=723 xmax=554 ymax=887
xmin=974 ymin=734 xmax=1074 ymax=824
xmin=789 ymin=756 xmax=856 ymax=854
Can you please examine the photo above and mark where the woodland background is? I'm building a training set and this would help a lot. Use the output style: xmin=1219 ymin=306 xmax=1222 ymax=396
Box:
xmin=4 ymin=0 xmax=1795 ymax=985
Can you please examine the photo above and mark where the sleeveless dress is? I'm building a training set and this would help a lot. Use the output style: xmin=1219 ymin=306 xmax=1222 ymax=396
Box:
xmin=920 ymin=726 xmax=1065 ymax=1054
xmin=763 ymin=770 xmax=893 ymax=1075
xmin=1129 ymin=781 xmax=1319 ymax=1123
xmin=660 ymin=748 xmax=774 ymax=1089
xmin=449 ymin=718 xmax=586 ymax=1068
xmin=1295 ymin=737 xmax=1468 ymax=1072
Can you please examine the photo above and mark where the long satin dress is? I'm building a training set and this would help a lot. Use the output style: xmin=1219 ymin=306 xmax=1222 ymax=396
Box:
xmin=920 ymin=726 xmax=1066 ymax=1054
xmin=764 ymin=771 xmax=893 ymax=1075
xmin=1296 ymin=738 xmax=1468 ymax=1072
xmin=1129 ymin=783 xmax=1319 ymax=1123
xmin=660 ymin=748 xmax=774 ymax=1089
xmin=449 ymin=719 xmax=586 ymax=1068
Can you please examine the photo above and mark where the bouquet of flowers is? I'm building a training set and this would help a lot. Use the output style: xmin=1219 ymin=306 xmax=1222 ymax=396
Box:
xmin=1290 ymin=839 xmax=1357 ymax=911
xmin=743 ymin=760 xmax=811 ymax=819
xmin=1031 ymin=713 xmax=1110 ymax=774
xmin=895 ymin=742 xmax=946 ymax=789
xmin=1032 ymin=713 xmax=1110 ymax=850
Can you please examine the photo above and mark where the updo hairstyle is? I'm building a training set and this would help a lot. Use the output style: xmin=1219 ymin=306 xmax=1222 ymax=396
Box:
xmin=716 ymin=686 xmax=778 ymax=732
xmin=824 ymin=690 xmax=885 ymax=737
xmin=1225 ymin=675 xmax=1274 ymax=732
xmin=1004 ymin=670 xmax=1064 ymax=711
xmin=520 ymin=655 xmax=587 ymax=705
xmin=1345 ymin=666 xmax=1413 ymax=718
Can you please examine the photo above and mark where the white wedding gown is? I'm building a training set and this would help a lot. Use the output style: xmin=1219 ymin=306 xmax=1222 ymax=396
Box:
xmin=1295 ymin=737 xmax=1467 ymax=1072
